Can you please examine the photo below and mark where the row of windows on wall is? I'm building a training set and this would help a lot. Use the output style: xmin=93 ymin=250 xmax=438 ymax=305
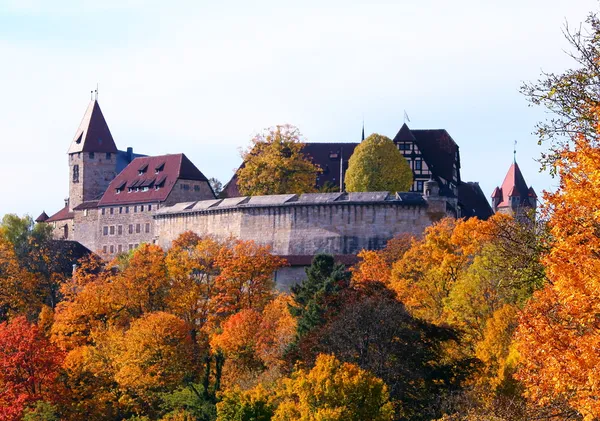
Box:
xmin=180 ymin=184 xmax=201 ymax=192
xmin=99 ymin=204 xmax=155 ymax=216
xmin=70 ymin=152 xmax=112 ymax=160
xmin=102 ymin=223 xmax=151 ymax=236
xmin=103 ymin=243 xmax=139 ymax=254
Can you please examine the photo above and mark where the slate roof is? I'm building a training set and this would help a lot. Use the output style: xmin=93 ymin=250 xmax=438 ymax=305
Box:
xmin=492 ymin=162 xmax=535 ymax=208
xmin=67 ymin=100 xmax=118 ymax=154
xmin=98 ymin=153 xmax=209 ymax=206
xmin=393 ymin=124 xmax=460 ymax=183
xmin=46 ymin=205 xmax=74 ymax=222
xmin=155 ymin=191 xmax=428 ymax=217
xmin=72 ymin=201 xmax=100 ymax=211
xmin=35 ymin=211 xmax=49 ymax=223
xmin=458 ymin=182 xmax=493 ymax=220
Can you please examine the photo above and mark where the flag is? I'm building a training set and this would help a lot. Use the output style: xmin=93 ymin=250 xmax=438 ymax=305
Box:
xmin=404 ymin=110 xmax=411 ymax=123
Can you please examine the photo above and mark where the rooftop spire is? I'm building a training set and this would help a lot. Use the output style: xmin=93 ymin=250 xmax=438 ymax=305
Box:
xmin=514 ymin=140 xmax=517 ymax=163
xmin=67 ymin=99 xmax=118 ymax=154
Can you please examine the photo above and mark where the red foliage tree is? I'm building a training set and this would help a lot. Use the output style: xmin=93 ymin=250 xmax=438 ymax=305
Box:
xmin=0 ymin=317 xmax=64 ymax=421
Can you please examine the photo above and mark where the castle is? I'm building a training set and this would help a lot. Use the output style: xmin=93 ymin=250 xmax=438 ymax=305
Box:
xmin=37 ymin=99 xmax=536 ymax=286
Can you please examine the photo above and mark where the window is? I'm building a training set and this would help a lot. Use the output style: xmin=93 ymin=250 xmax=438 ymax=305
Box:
xmin=417 ymin=181 xmax=424 ymax=192
xmin=103 ymin=246 xmax=107 ymax=253
xmin=101 ymin=208 xmax=106 ymax=215
xmin=103 ymin=226 xmax=108 ymax=236
xmin=89 ymin=152 xmax=95 ymax=159
xmin=140 ymin=205 xmax=144 ymax=212
xmin=142 ymin=186 xmax=149 ymax=192
xmin=399 ymin=143 xmax=410 ymax=151
xmin=109 ymin=245 xmax=114 ymax=254
xmin=118 ymin=244 xmax=122 ymax=253
xmin=72 ymin=165 xmax=79 ymax=183
xmin=134 ymin=206 xmax=138 ymax=213
xmin=110 ymin=207 xmax=114 ymax=215
xmin=148 ymin=204 xmax=152 ymax=211
xmin=119 ymin=207 xmax=123 ymax=214
xmin=117 ymin=225 xmax=123 ymax=235
xmin=129 ymin=244 xmax=133 ymax=251
xmin=136 ymin=224 xmax=141 ymax=233
xmin=145 ymin=223 xmax=150 ymax=233
xmin=126 ymin=206 xmax=129 ymax=214
xmin=135 ymin=243 xmax=139 ymax=248
xmin=84 ymin=209 xmax=88 ymax=217
xmin=194 ymin=185 xmax=200 ymax=192
xmin=128 ymin=224 xmax=133 ymax=234
xmin=109 ymin=226 xmax=115 ymax=235
xmin=182 ymin=184 xmax=190 ymax=191
xmin=415 ymin=160 xmax=422 ymax=170
xmin=106 ymin=152 xmax=111 ymax=159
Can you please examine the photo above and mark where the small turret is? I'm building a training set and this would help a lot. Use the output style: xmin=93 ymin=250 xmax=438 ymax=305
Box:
xmin=492 ymin=161 xmax=536 ymax=217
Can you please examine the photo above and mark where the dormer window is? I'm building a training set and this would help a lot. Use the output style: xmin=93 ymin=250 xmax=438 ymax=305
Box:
xmin=155 ymin=162 xmax=165 ymax=174
xmin=329 ymin=152 xmax=339 ymax=159
xmin=138 ymin=163 xmax=148 ymax=176
xmin=75 ymin=133 xmax=83 ymax=144
xmin=89 ymin=152 xmax=95 ymax=159
xmin=115 ymin=181 xmax=126 ymax=194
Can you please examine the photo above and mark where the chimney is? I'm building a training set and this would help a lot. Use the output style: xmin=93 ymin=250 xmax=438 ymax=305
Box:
xmin=127 ymin=147 xmax=133 ymax=162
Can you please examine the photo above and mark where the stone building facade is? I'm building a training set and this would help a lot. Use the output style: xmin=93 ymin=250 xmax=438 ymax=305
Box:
xmin=154 ymin=183 xmax=452 ymax=288
xmin=44 ymin=99 xmax=215 ymax=255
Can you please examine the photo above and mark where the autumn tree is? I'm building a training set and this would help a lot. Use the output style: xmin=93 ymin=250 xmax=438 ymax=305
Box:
xmin=236 ymin=124 xmax=321 ymax=196
xmin=0 ymin=317 xmax=64 ymax=421
xmin=214 ymin=240 xmax=286 ymax=319
xmin=344 ymin=133 xmax=412 ymax=193
xmin=521 ymin=11 xmax=600 ymax=170
xmin=515 ymin=111 xmax=600 ymax=419
xmin=274 ymin=354 xmax=394 ymax=421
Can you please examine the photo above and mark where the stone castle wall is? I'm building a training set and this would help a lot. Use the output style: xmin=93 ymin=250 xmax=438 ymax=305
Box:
xmin=154 ymin=192 xmax=450 ymax=256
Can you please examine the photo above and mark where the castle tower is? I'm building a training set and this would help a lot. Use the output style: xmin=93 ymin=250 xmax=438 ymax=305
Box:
xmin=67 ymin=100 xmax=118 ymax=211
xmin=491 ymin=161 xmax=537 ymax=217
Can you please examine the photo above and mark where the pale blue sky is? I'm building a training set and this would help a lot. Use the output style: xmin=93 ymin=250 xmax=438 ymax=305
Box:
xmin=0 ymin=0 xmax=596 ymax=217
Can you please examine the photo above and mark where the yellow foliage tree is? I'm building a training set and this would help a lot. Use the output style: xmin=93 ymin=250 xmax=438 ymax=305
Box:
xmin=273 ymin=354 xmax=394 ymax=421
xmin=237 ymin=124 xmax=321 ymax=196
xmin=344 ymin=133 xmax=412 ymax=193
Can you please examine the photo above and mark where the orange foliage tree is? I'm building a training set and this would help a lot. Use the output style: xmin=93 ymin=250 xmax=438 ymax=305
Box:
xmin=515 ymin=114 xmax=600 ymax=419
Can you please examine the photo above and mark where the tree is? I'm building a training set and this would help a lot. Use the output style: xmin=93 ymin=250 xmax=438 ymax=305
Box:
xmin=209 ymin=178 xmax=223 ymax=197
xmin=213 ymin=240 xmax=285 ymax=319
xmin=236 ymin=124 xmax=321 ymax=196
xmin=344 ymin=133 xmax=412 ymax=193
xmin=273 ymin=354 xmax=394 ymax=421
xmin=216 ymin=385 xmax=274 ymax=421
xmin=0 ymin=317 xmax=64 ymax=421
xmin=515 ymin=112 xmax=600 ymax=419
xmin=114 ymin=312 xmax=196 ymax=408
xmin=520 ymin=11 xmax=600 ymax=171
xmin=289 ymin=254 xmax=350 ymax=341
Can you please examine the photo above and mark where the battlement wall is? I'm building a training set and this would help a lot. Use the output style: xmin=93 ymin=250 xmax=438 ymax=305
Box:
xmin=154 ymin=191 xmax=451 ymax=256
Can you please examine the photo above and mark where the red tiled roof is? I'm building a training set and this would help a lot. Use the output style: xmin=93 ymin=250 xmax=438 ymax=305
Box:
xmin=46 ymin=205 xmax=74 ymax=222
xmin=282 ymin=254 xmax=360 ymax=267
xmin=494 ymin=162 xmax=531 ymax=208
xmin=98 ymin=153 xmax=209 ymax=206
xmin=67 ymin=100 xmax=118 ymax=154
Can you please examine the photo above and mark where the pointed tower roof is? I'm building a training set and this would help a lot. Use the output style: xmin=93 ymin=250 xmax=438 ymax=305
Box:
xmin=67 ymin=100 xmax=118 ymax=154
xmin=393 ymin=123 xmax=416 ymax=143
xmin=493 ymin=162 xmax=532 ymax=207
xmin=35 ymin=211 xmax=49 ymax=223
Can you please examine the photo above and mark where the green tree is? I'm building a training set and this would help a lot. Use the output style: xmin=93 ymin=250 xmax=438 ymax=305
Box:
xmin=289 ymin=254 xmax=350 ymax=341
xmin=520 ymin=10 xmax=600 ymax=171
xmin=344 ymin=134 xmax=412 ymax=193
xmin=237 ymin=125 xmax=321 ymax=196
